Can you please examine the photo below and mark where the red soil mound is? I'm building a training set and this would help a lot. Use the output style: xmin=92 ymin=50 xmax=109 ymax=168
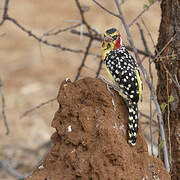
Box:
xmin=26 ymin=77 xmax=170 ymax=180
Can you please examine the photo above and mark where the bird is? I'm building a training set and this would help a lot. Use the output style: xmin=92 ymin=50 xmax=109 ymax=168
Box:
xmin=101 ymin=27 xmax=143 ymax=146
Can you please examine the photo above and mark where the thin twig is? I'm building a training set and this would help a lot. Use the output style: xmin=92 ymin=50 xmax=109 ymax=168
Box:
xmin=92 ymin=0 xmax=120 ymax=18
xmin=128 ymin=0 xmax=159 ymax=27
xmin=0 ymin=0 xmax=92 ymax=57
xmin=71 ymin=29 xmax=154 ymax=58
xmin=141 ymin=18 xmax=158 ymax=53
xmin=154 ymin=35 xmax=175 ymax=60
xmin=119 ymin=0 xmax=127 ymax=6
xmin=75 ymin=0 xmax=92 ymax=32
xmin=0 ymin=0 xmax=9 ymax=26
xmin=149 ymin=59 xmax=155 ymax=156
xmin=149 ymin=62 xmax=154 ymax=156
xmin=0 ymin=78 xmax=9 ymax=135
xmin=143 ymin=131 xmax=158 ymax=148
xmin=154 ymin=54 xmax=177 ymax=61
xmin=174 ymin=74 xmax=180 ymax=87
xmin=7 ymin=17 xmax=80 ymax=51
xmin=139 ymin=111 xmax=158 ymax=127
xmin=141 ymin=120 xmax=158 ymax=127
xmin=43 ymin=23 xmax=81 ymax=37
xmin=154 ymin=34 xmax=180 ymax=89
xmin=71 ymin=29 xmax=101 ymax=41
xmin=84 ymin=64 xmax=97 ymax=73
xmin=96 ymin=59 xmax=103 ymax=77
xmin=75 ymin=38 xmax=93 ymax=80
xmin=166 ymin=72 xmax=172 ymax=168
xmin=1 ymin=14 xmax=95 ymax=56
xmin=113 ymin=0 xmax=170 ymax=171
xmin=136 ymin=23 xmax=151 ymax=56
xmin=20 ymin=97 xmax=56 ymax=119
xmin=139 ymin=111 xmax=151 ymax=120
xmin=136 ymin=22 xmax=154 ymax=155
xmin=161 ymin=61 xmax=180 ymax=89
xmin=6 ymin=15 xmax=103 ymax=59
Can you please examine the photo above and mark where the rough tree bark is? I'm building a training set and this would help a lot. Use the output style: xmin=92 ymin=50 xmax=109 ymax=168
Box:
xmin=156 ymin=0 xmax=180 ymax=179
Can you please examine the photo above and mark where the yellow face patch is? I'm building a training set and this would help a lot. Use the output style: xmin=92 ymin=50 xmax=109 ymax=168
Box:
xmin=102 ymin=41 xmax=114 ymax=61
xmin=102 ymin=30 xmax=119 ymax=61
xmin=135 ymin=70 xmax=143 ymax=102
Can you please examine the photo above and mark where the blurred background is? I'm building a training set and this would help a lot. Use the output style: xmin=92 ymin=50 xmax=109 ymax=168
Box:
xmin=0 ymin=0 xmax=161 ymax=179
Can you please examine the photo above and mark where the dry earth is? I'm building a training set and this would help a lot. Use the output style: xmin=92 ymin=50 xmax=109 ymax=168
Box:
xmin=0 ymin=0 xmax=161 ymax=179
xmin=26 ymin=77 xmax=170 ymax=180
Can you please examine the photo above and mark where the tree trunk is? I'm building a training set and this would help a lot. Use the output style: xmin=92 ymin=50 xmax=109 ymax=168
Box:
xmin=156 ymin=0 xmax=180 ymax=179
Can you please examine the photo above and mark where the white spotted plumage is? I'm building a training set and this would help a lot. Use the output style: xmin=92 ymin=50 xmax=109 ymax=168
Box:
xmin=104 ymin=46 xmax=140 ymax=104
xmin=104 ymin=46 xmax=142 ymax=146
xmin=102 ymin=28 xmax=143 ymax=146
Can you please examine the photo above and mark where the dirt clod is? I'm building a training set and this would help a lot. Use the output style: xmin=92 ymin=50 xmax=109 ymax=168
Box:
xmin=26 ymin=77 xmax=170 ymax=180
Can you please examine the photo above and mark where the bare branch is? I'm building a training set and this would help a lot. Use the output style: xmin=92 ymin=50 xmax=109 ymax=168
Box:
xmin=0 ymin=0 xmax=9 ymax=26
xmin=113 ymin=0 xmax=170 ymax=171
xmin=166 ymin=72 xmax=172 ymax=167
xmin=141 ymin=18 xmax=158 ymax=53
xmin=1 ymin=13 xmax=90 ymax=55
xmin=75 ymin=0 xmax=87 ymax=24
xmin=6 ymin=17 xmax=64 ymax=49
xmin=136 ymin=22 xmax=151 ymax=56
xmin=75 ymin=38 xmax=93 ymax=80
xmin=75 ymin=0 xmax=93 ymax=33
xmin=84 ymin=64 xmax=98 ymax=73
xmin=143 ymin=131 xmax=158 ymax=148
xmin=20 ymin=97 xmax=56 ymax=119
xmin=2 ymin=0 xmax=104 ymax=62
xmin=149 ymin=60 xmax=155 ymax=156
xmin=154 ymin=35 xmax=175 ymax=60
xmin=92 ymin=0 xmax=120 ymax=18
xmin=154 ymin=34 xmax=180 ymax=89
xmin=0 ymin=78 xmax=9 ymax=135
xmin=119 ymin=0 xmax=127 ymax=6
xmin=142 ymin=19 xmax=180 ymax=89
xmin=71 ymin=29 xmax=154 ymax=58
xmin=136 ymin=21 xmax=156 ymax=155
xmin=161 ymin=61 xmax=180 ymax=89
xmin=96 ymin=60 xmax=103 ymax=77
xmin=43 ymin=23 xmax=81 ymax=37
xmin=128 ymin=0 xmax=159 ymax=27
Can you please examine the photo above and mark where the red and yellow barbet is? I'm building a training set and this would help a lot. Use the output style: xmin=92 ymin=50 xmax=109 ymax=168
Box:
xmin=101 ymin=28 xmax=143 ymax=146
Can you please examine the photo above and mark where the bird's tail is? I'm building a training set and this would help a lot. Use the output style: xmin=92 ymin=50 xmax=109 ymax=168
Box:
xmin=128 ymin=103 xmax=138 ymax=146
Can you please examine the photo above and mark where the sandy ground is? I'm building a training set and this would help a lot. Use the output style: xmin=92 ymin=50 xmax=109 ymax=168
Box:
xmin=0 ymin=0 xmax=161 ymax=179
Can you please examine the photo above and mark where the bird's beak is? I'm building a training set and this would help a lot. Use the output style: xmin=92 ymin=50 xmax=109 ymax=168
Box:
xmin=104 ymin=35 xmax=114 ymax=42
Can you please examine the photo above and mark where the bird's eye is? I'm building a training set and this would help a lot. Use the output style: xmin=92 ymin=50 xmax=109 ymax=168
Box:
xmin=112 ymin=35 xmax=118 ymax=40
